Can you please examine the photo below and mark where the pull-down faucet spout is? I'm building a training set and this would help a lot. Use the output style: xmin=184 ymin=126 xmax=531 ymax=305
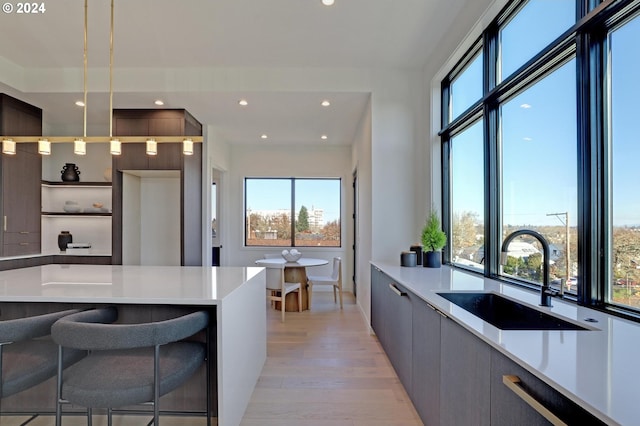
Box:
xmin=501 ymin=229 xmax=556 ymax=307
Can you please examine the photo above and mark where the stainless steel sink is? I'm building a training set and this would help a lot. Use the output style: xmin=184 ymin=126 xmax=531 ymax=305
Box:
xmin=436 ymin=292 xmax=590 ymax=331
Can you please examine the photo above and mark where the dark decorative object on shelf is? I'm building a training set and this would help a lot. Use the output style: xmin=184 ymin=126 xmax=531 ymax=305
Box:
xmin=61 ymin=163 xmax=81 ymax=182
xmin=58 ymin=231 xmax=73 ymax=251
xmin=410 ymin=245 xmax=423 ymax=265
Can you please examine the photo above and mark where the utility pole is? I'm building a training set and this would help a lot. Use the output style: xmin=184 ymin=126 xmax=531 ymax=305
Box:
xmin=547 ymin=212 xmax=569 ymax=294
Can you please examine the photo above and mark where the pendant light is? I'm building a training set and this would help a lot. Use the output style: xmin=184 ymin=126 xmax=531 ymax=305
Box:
xmin=146 ymin=139 xmax=157 ymax=155
xmin=183 ymin=138 xmax=194 ymax=155
xmin=108 ymin=0 xmax=121 ymax=156
xmin=74 ymin=0 xmax=89 ymax=157
xmin=0 ymin=0 xmax=201 ymax=154
xmin=38 ymin=139 xmax=51 ymax=155
xmin=2 ymin=139 xmax=16 ymax=155
xmin=110 ymin=139 xmax=121 ymax=155
xmin=74 ymin=139 xmax=87 ymax=155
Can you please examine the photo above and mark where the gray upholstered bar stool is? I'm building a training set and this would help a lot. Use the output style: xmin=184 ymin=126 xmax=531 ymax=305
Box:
xmin=52 ymin=307 xmax=210 ymax=426
xmin=1 ymin=309 xmax=84 ymax=422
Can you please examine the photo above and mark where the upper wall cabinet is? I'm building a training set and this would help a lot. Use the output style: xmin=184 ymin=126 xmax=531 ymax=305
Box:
xmin=0 ymin=94 xmax=42 ymax=257
xmin=113 ymin=108 xmax=202 ymax=137
xmin=112 ymin=109 xmax=202 ymax=171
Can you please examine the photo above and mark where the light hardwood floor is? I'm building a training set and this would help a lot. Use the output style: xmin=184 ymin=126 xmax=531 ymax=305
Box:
xmin=1 ymin=292 xmax=422 ymax=426
xmin=241 ymin=291 xmax=422 ymax=426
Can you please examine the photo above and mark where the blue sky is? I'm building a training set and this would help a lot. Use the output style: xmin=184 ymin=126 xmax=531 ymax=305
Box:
xmin=245 ymin=178 xmax=341 ymax=222
xmin=450 ymin=0 xmax=640 ymax=227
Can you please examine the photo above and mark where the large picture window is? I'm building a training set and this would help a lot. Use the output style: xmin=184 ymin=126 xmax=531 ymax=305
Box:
xmin=245 ymin=178 xmax=341 ymax=247
xmin=450 ymin=53 xmax=483 ymax=121
xmin=441 ymin=0 xmax=640 ymax=317
xmin=500 ymin=60 xmax=577 ymax=291
xmin=499 ymin=0 xmax=575 ymax=82
xmin=609 ymin=14 xmax=640 ymax=309
xmin=450 ymin=120 xmax=485 ymax=271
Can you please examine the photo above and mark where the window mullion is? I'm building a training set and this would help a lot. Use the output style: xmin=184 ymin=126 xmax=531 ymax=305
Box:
xmin=442 ymin=138 xmax=452 ymax=264
xmin=290 ymin=178 xmax=296 ymax=247
xmin=484 ymin=22 xmax=499 ymax=277
xmin=576 ymin=28 xmax=607 ymax=307
xmin=485 ymin=103 xmax=500 ymax=278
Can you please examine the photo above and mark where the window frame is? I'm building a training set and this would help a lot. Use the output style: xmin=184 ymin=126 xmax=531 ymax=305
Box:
xmin=244 ymin=177 xmax=342 ymax=248
xmin=440 ymin=0 xmax=640 ymax=320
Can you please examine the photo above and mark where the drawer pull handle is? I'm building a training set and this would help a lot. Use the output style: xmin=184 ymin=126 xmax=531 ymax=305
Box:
xmin=19 ymin=231 xmax=29 ymax=234
xmin=3 ymin=216 xmax=6 ymax=232
xmin=388 ymin=284 xmax=406 ymax=297
xmin=502 ymin=375 xmax=567 ymax=426
xmin=19 ymin=243 xmax=29 ymax=246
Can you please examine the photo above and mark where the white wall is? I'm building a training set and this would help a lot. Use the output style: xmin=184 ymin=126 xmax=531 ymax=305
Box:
xmin=351 ymin=97 xmax=372 ymax=319
xmin=140 ymin=176 xmax=180 ymax=265
xmin=225 ymin=143 xmax=353 ymax=290
xmin=422 ymin=0 xmax=508 ymax=213
xmin=122 ymin=173 xmax=141 ymax=265
xmin=122 ymin=172 xmax=181 ymax=266
xmin=204 ymin=125 xmax=231 ymax=266
xmin=42 ymin=142 xmax=112 ymax=183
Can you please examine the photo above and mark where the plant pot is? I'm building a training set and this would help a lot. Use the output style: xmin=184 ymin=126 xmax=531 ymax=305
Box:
xmin=423 ymin=251 xmax=441 ymax=268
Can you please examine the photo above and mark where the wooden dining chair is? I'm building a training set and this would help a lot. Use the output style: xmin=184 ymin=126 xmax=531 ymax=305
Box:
xmin=264 ymin=263 xmax=302 ymax=322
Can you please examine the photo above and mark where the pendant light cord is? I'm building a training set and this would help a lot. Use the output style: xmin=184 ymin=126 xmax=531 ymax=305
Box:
xmin=83 ymin=0 xmax=88 ymax=139
xmin=109 ymin=0 xmax=114 ymax=138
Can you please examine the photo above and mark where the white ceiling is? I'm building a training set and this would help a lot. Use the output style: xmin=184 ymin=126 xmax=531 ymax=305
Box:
xmin=0 ymin=0 xmax=484 ymax=146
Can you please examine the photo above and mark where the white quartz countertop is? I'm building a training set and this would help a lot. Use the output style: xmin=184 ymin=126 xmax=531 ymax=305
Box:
xmin=371 ymin=261 xmax=638 ymax=426
xmin=0 ymin=264 xmax=264 ymax=305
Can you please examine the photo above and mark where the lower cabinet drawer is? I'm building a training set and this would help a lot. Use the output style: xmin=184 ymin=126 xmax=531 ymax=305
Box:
xmin=491 ymin=349 xmax=607 ymax=426
xmin=3 ymin=242 xmax=41 ymax=256
xmin=4 ymin=231 xmax=41 ymax=244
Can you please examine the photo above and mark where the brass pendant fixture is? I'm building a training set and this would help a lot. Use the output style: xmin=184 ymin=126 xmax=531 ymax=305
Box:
xmin=1 ymin=0 xmax=202 ymax=156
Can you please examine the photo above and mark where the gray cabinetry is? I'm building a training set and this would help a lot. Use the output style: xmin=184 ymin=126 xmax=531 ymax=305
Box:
xmin=370 ymin=265 xmax=412 ymax=392
xmin=411 ymin=296 xmax=441 ymax=425
xmin=440 ymin=317 xmax=491 ymax=425
xmin=370 ymin=265 xmax=387 ymax=344
xmin=0 ymin=94 xmax=42 ymax=257
xmin=383 ymin=279 xmax=412 ymax=391
xmin=491 ymin=349 xmax=606 ymax=426
xmin=371 ymin=264 xmax=605 ymax=426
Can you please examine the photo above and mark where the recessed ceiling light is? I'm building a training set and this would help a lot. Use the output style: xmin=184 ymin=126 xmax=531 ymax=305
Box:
xmin=322 ymin=0 xmax=335 ymax=5
xmin=154 ymin=100 xmax=164 ymax=106
xmin=321 ymin=100 xmax=331 ymax=107
xmin=520 ymin=103 xmax=531 ymax=109
xmin=321 ymin=135 xmax=328 ymax=140
xmin=75 ymin=101 xmax=85 ymax=107
xmin=261 ymin=134 xmax=268 ymax=140
xmin=238 ymin=99 xmax=248 ymax=106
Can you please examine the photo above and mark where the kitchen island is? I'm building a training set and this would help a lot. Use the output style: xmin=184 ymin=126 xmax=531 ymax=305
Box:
xmin=0 ymin=264 xmax=266 ymax=426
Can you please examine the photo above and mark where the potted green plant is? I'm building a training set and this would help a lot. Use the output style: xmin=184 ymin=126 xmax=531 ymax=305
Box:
xmin=421 ymin=211 xmax=447 ymax=268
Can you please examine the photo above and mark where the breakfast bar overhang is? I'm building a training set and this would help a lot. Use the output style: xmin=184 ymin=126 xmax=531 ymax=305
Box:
xmin=0 ymin=264 xmax=267 ymax=426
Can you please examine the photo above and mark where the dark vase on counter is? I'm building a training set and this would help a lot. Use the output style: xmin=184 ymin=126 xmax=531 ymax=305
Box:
xmin=58 ymin=231 xmax=73 ymax=252
xmin=423 ymin=251 xmax=442 ymax=268
xmin=410 ymin=245 xmax=423 ymax=265
xmin=61 ymin=163 xmax=80 ymax=182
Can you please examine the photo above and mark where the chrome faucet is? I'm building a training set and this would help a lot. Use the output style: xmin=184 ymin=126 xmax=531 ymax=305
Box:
xmin=501 ymin=229 xmax=556 ymax=307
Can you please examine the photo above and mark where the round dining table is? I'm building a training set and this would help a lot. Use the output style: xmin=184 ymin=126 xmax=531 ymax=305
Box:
xmin=255 ymin=257 xmax=329 ymax=311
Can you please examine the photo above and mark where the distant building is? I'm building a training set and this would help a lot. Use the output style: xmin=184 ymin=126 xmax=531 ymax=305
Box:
xmin=308 ymin=206 xmax=325 ymax=230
